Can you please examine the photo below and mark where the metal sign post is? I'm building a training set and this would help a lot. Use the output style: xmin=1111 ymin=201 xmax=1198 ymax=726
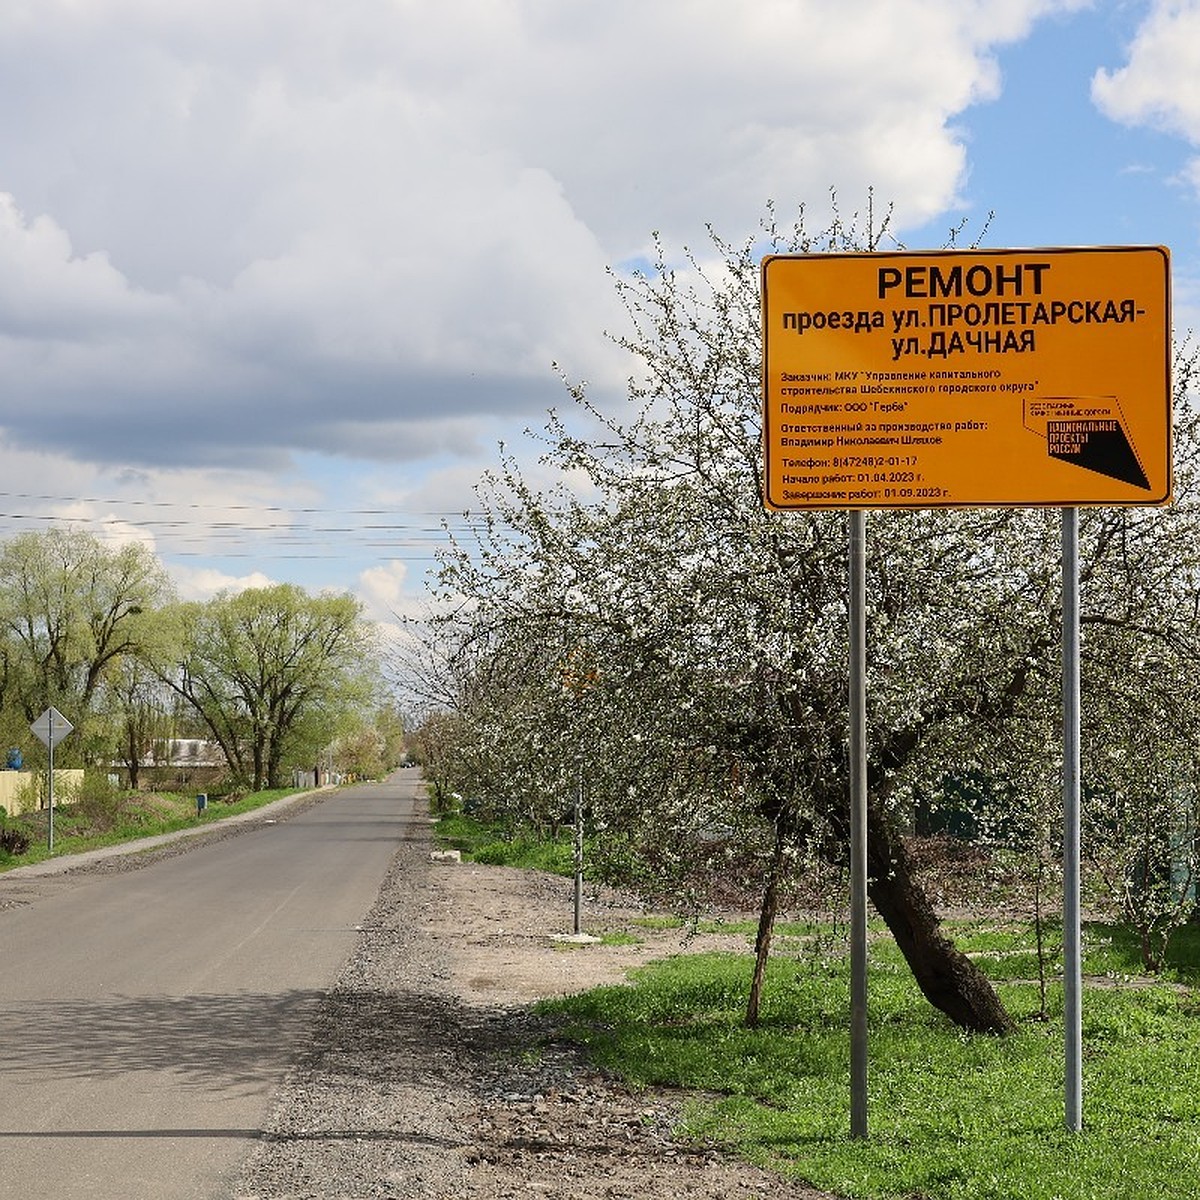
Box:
xmin=30 ymin=706 xmax=75 ymax=853
xmin=849 ymin=510 xmax=869 ymax=1139
xmin=1062 ymin=510 xmax=1083 ymax=1131
xmin=573 ymin=763 xmax=584 ymax=936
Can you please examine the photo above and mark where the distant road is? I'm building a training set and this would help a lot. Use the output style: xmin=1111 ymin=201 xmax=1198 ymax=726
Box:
xmin=0 ymin=773 xmax=425 ymax=1200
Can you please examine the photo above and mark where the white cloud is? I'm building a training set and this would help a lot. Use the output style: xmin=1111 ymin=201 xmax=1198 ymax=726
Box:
xmin=170 ymin=564 xmax=277 ymax=601
xmin=1091 ymin=2 xmax=1200 ymax=141
xmin=0 ymin=440 xmax=343 ymax=588
xmin=355 ymin=559 xmax=435 ymax=693
xmin=0 ymin=194 xmax=169 ymax=337
xmin=1091 ymin=0 xmax=1200 ymax=207
xmin=357 ymin=560 xmax=417 ymax=624
xmin=0 ymin=0 xmax=1082 ymax=474
xmin=53 ymin=504 xmax=160 ymax=555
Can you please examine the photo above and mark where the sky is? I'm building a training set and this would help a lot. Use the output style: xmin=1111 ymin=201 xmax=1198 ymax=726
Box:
xmin=1 ymin=0 xmax=1199 ymax=645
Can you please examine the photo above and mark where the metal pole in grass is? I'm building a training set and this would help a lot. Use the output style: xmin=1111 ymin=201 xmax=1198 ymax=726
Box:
xmin=1062 ymin=507 xmax=1083 ymax=1132
xmin=47 ymin=712 xmax=55 ymax=853
xmin=849 ymin=509 xmax=869 ymax=1139
xmin=573 ymin=762 xmax=584 ymax=936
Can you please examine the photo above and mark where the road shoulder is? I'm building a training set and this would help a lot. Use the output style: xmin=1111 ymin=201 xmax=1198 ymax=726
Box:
xmin=232 ymin=823 xmax=836 ymax=1199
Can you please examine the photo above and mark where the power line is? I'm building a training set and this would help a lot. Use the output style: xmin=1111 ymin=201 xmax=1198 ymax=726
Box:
xmin=0 ymin=492 xmax=489 ymax=565
xmin=0 ymin=488 xmax=477 ymax=520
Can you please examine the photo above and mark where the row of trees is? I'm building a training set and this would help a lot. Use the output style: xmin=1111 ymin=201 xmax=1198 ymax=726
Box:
xmin=0 ymin=528 xmax=396 ymax=791
xmin=410 ymin=204 xmax=1200 ymax=1033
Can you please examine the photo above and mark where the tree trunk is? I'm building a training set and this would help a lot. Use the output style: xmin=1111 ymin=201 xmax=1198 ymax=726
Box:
xmin=866 ymin=797 xmax=1015 ymax=1034
xmin=746 ymin=827 xmax=786 ymax=1028
xmin=124 ymin=726 xmax=141 ymax=791
xmin=252 ymin=739 xmax=265 ymax=792
xmin=266 ymin=738 xmax=284 ymax=790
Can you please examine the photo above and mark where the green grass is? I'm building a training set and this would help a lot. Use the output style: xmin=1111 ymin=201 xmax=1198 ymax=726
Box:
xmin=434 ymin=811 xmax=575 ymax=874
xmin=631 ymin=915 xmax=688 ymax=931
xmin=597 ymin=929 xmax=643 ymax=947
xmin=890 ymin=917 xmax=1200 ymax=988
xmin=1083 ymin=921 xmax=1200 ymax=985
xmin=541 ymin=930 xmax=1200 ymax=1200
xmin=429 ymin=810 xmax=1200 ymax=1194
xmin=0 ymin=787 xmax=305 ymax=872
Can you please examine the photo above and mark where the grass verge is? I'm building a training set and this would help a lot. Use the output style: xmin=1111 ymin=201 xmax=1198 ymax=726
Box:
xmin=0 ymin=787 xmax=306 ymax=872
xmin=434 ymin=811 xmax=575 ymax=875
xmin=541 ymin=928 xmax=1200 ymax=1200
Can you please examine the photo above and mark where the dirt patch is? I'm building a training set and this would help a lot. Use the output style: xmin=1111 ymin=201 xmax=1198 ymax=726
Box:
xmin=234 ymin=820 xmax=837 ymax=1199
xmin=436 ymin=865 xmax=836 ymax=1198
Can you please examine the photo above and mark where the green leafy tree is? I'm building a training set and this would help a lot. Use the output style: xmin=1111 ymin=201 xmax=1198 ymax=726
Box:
xmin=372 ymin=700 xmax=409 ymax=769
xmin=0 ymin=528 xmax=174 ymax=764
xmin=102 ymin=655 xmax=180 ymax=790
xmin=161 ymin=584 xmax=377 ymax=790
xmin=331 ymin=722 xmax=385 ymax=779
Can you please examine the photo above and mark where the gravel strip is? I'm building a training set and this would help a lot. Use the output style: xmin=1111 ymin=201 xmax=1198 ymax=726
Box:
xmin=233 ymin=837 xmax=472 ymax=1198
xmin=230 ymin=818 xmax=837 ymax=1200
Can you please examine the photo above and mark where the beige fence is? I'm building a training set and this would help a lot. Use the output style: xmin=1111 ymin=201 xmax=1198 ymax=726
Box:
xmin=0 ymin=770 xmax=85 ymax=816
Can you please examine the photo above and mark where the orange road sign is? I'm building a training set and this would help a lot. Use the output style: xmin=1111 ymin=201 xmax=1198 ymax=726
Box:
xmin=761 ymin=246 xmax=1171 ymax=509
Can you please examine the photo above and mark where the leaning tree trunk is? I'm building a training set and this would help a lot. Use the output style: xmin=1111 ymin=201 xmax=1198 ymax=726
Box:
xmin=865 ymin=797 xmax=1015 ymax=1034
xmin=746 ymin=826 xmax=787 ymax=1028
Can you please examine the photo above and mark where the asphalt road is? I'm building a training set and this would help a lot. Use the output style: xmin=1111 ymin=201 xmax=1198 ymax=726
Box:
xmin=0 ymin=773 xmax=425 ymax=1199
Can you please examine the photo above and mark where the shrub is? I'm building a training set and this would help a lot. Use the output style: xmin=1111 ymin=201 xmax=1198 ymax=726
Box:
xmin=0 ymin=825 xmax=30 ymax=856
xmin=11 ymin=777 xmax=41 ymax=816
xmin=71 ymin=773 xmax=130 ymax=833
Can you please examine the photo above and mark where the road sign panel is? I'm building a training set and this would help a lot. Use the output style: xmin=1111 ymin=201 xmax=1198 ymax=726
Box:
xmin=761 ymin=246 xmax=1172 ymax=509
xmin=30 ymin=706 xmax=74 ymax=749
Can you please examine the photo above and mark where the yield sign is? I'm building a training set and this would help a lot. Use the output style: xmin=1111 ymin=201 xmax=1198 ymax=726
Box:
xmin=30 ymin=706 xmax=74 ymax=749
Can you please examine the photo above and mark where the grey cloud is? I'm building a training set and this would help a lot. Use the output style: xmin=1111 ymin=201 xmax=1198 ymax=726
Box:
xmin=0 ymin=339 xmax=568 ymax=469
xmin=0 ymin=0 xmax=1073 ymax=477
